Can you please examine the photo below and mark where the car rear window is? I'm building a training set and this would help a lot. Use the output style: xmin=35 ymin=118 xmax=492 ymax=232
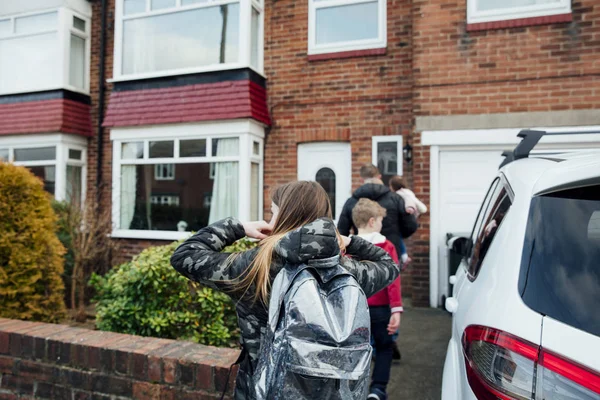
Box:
xmin=519 ymin=185 xmax=600 ymax=337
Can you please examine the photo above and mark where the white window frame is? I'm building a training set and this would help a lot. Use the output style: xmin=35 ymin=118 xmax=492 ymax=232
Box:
xmin=308 ymin=0 xmax=387 ymax=56
xmin=110 ymin=119 xmax=265 ymax=240
xmin=112 ymin=0 xmax=264 ymax=82
xmin=150 ymin=195 xmax=180 ymax=206
xmin=0 ymin=7 xmax=91 ymax=96
xmin=372 ymin=135 xmax=403 ymax=177
xmin=467 ymin=0 xmax=571 ymax=25
xmin=0 ymin=133 xmax=87 ymax=204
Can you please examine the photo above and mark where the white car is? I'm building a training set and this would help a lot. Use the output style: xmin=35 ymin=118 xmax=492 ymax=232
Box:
xmin=441 ymin=130 xmax=600 ymax=400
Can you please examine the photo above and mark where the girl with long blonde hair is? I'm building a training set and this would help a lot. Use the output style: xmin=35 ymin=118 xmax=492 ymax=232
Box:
xmin=171 ymin=181 xmax=399 ymax=400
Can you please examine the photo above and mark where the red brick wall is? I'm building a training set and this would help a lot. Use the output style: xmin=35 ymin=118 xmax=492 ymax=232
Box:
xmin=0 ymin=318 xmax=239 ymax=399
xmin=263 ymin=0 xmax=416 ymax=298
xmin=409 ymin=0 xmax=600 ymax=306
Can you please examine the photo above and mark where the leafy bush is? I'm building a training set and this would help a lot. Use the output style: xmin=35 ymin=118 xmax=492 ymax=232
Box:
xmin=0 ymin=163 xmax=66 ymax=322
xmin=90 ymin=238 xmax=257 ymax=347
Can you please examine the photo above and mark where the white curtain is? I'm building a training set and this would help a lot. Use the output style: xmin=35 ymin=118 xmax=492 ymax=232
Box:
xmin=209 ymin=139 xmax=239 ymax=223
xmin=120 ymin=144 xmax=138 ymax=229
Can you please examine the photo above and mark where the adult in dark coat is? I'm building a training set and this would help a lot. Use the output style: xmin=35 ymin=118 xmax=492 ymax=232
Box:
xmin=338 ymin=164 xmax=418 ymax=257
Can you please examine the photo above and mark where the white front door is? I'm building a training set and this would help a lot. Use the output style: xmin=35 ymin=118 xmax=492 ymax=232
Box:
xmin=437 ymin=150 xmax=504 ymax=304
xmin=297 ymin=142 xmax=352 ymax=222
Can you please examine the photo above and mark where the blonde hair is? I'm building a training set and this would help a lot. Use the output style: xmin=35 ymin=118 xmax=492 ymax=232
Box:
xmin=352 ymin=198 xmax=387 ymax=229
xmin=233 ymin=181 xmax=344 ymax=305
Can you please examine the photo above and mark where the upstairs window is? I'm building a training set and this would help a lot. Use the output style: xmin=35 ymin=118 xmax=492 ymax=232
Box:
xmin=467 ymin=0 xmax=571 ymax=25
xmin=0 ymin=8 xmax=90 ymax=95
xmin=308 ymin=0 xmax=386 ymax=56
xmin=115 ymin=0 xmax=264 ymax=80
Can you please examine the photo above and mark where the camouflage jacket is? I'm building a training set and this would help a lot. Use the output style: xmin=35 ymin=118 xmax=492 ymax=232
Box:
xmin=170 ymin=218 xmax=399 ymax=400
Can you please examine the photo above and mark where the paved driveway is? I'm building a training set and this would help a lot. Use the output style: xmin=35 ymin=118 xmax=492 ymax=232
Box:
xmin=387 ymin=306 xmax=452 ymax=400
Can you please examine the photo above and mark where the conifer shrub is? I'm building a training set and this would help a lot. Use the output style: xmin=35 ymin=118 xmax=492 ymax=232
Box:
xmin=0 ymin=163 xmax=66 ymax=322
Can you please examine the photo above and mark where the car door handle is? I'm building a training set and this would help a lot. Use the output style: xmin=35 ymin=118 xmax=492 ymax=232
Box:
xmin=445 ymin=297 xmax=459 ymax=313
xmin=449 ymin=275 xmax=457 ymax=285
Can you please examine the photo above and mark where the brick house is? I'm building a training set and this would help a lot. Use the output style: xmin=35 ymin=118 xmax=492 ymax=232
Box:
xmin=1 ymin=0 xmax=598 ymax=307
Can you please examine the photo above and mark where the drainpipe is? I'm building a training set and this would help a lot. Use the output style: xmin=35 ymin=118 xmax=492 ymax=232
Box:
xmin=96 ymin=0 xmax=107 ymax=202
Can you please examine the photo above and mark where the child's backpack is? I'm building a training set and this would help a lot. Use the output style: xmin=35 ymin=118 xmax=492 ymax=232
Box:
xmin=253 ymin=255 xmax=372 ymax=400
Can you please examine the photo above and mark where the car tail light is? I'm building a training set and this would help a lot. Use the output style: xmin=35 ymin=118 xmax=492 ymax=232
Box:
xmin=462 ymin=325 xmax=600 ymax=400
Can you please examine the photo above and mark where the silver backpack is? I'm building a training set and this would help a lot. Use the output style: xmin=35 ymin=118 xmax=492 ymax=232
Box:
xmin=253 ymin=255 xmax=372 ymax=400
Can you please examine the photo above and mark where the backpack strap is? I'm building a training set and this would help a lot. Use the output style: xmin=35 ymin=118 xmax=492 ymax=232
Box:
xmin=219 ymin=346 xmax=248 ymax=400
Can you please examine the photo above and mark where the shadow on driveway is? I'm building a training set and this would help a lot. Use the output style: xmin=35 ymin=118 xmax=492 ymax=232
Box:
xmin=387 ymin=306 xmax=452 ymax=400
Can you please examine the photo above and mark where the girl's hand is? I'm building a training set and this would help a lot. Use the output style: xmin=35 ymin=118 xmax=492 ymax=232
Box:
xmin=388 ymin=312 xmax=401 ymax=335
xmin=242 ymin=221 xmax=273 ymax=240
xmin=340 ymin=235 xmax=352 ymax=247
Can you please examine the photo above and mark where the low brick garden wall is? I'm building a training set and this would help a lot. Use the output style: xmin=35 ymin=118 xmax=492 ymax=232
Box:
xmin=0 ymin=318 xmax=240 ymax=399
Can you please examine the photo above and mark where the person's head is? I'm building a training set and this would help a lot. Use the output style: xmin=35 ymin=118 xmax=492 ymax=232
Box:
xmin=352 ymin=198 xmax=386 ymax=235
xmin=360 ymin=164 xmax=382 ymax=184
xmin=236 ymin=181 xmax=341 ymax=304
xmin=389 ymin=175 xmax=406 ymax=192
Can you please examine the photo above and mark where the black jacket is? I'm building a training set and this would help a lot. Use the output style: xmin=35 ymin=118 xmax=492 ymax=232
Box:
xmin=338 ymin=183 xmax=418 ymax=256
xmin=171 ymin=217 xmax=399 ymax=400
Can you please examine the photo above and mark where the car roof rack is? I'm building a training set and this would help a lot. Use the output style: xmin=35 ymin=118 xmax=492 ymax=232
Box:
xmin=499 ymin=129 xmax=600 ymax=168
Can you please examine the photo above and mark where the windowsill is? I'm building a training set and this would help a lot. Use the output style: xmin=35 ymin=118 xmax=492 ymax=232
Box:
xmin=467 ymin=13 xmax=572 ymax=32
xmin=111 ymin=229 xmax=191 ymax=241
xmin=108 ymin=64 xmax=266 ymax=84
xmin=307 ymin=47 xmax=387 ymax=62
xmin=0 ymin=85 xmax=90 ymax=98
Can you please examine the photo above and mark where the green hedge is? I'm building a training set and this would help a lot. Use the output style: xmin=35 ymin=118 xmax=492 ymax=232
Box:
xmin=90 ymin=238 xmax=256 ymax=347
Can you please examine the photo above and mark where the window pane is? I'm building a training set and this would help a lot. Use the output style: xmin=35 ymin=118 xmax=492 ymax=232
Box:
xmin=28 ymin=166 xmax=56 ymax=195
xmin=477 ymin=0 xmax=560 ymax=12
xmin=149 ymin=141 xmax=174 ymax=158
xmin=251 ymin=163 xmax=259 ymax=220
xmin=154 ymin=163 xmax=175 ymax=180
xmin=124 ymin=0 xmax=146 ymax=15
xmin=181 ymin=0 xmax=210 ymax=4
xmin=0 ymin=19 xmax=10 ymax=37
xmin=0 ymin=149 xmax=8 ymax=161
xmin=520 ymin=186 xmax=600 ymax=337
xmin=253 ymin=141 xmax=260 ymax=156
xmin=120 ymin=162 xmax=238 ymax=231
xmin=251 ymin=7 xmax=260 ymax=68
xmin=180 ymin=139 xmax=207 ymax=157
xmin=316 ymin=2 xmax=378 ymax=45
xmin=69 ymin=34 xmax=86 ymax=89
xmin=121 ymin=142 xmax=144 ymax=159
xmin=15 ymin=12 xmax=57 ymax=34
xmin=376 ymin=141 xmax=398 ymax=186
xmin=152 ymin=0 xmax=176 ymax=10
xmin=14 ymin=146 xmax=56 ymax=161
xmin=69 ymin=149 xmax=82 ymax=160
xmin=73 ymin=16 xmax=86 ymax=31
xmin=212 ymin=138 xmax=239 ymax=157
xmin=0 ymin=32 xmax=60 ymax=94
xmin=316 ymin=167 xmax=336 ymax=217
xmin=122 ymin=4 xmax=240 ymax=75
xmin=66 ymin=165 xmax=82 ymax=205
xmin=469 ymin=185 xmax=511 ymax=278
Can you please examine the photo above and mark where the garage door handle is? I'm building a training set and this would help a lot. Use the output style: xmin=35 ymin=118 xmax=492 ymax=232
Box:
xmin=445 ymin=297 xmax=459 ymax=313
xmin=449 ymin=275 xmax=457 ymax=285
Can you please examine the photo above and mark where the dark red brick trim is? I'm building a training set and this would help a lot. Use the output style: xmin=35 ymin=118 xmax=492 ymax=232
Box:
xmin=308 ymin=47 xmax=387 ymax=62
xmin=0 ymin=99 xmax=93 ymax=137
xmin=296 ymin=129 xmax=351 ymax=143
xmin=466 ymin=13 xmax=572 ymax=32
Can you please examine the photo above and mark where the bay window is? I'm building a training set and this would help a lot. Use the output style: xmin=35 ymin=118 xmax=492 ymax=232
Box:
xmin=114 ymin=0 xmax=264 ymax=80
xmin=308 ymin=0 xmax=386 ymax=55
xmin=467 ymin=0 xmax=571 ymax=24
xmin=0 ymin=7 xmax=91 ymax=95
xmin=111 ymin=121 xmax=264 ymax=240
xmin=0 ymin=134 xmax=87 ymax=204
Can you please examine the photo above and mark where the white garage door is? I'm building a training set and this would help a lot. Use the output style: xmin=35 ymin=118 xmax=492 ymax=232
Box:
xmin=437 ymin=150 xmax=504 ymax=304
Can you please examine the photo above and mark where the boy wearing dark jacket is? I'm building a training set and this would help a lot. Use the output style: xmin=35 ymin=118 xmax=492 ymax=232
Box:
xmin=352 ymin=198 xmax=403 ymax=400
